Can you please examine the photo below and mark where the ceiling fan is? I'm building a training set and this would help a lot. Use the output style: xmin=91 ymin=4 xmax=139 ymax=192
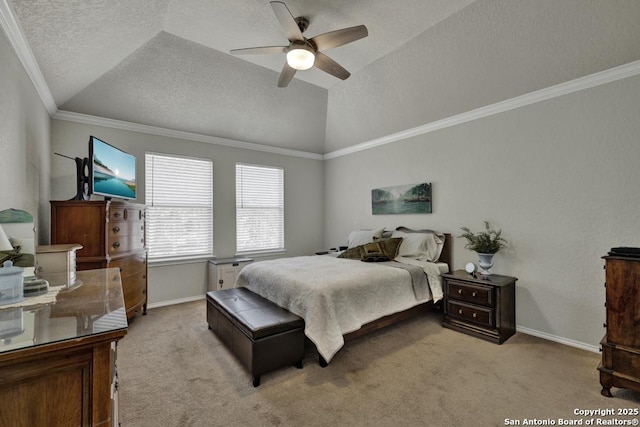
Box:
xmin=230 ymin=1 xmax=368 ymax=87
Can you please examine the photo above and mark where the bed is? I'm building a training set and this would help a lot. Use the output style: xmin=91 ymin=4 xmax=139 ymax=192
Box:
xmin=235 ymin=228 xmax=452 ymax=365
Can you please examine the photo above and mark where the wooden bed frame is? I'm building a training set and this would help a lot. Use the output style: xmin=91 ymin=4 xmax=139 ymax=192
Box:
xmin=318 ymin=233 xmax=453 ymax=366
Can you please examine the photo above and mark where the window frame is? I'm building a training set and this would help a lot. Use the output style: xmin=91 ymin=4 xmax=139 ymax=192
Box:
xmin=235 ymin=162 xmax=285 ymax=256
xmin=145 ymin=152 xmax=214 ymax=263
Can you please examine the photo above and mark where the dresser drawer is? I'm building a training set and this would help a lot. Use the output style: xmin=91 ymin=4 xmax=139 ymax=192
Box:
xmin=122 ymin=270 xmax=147 ymax=312
xmin=109 ymin=206 xmax=144 ymax=222
xmin=107 ymin=221 xmax=144 ymax=239
xmin=108 ymin=234 xmax=145 ymax=254
xmin=601 ymin=341 xmax=640 ymax=377
xmin=447 ymin=280 xmax=493 ymax=307
xmin=111 ymin=254 xmax=146 ymax=276
xmin=447 ymin=300 xmax=494 ymax=327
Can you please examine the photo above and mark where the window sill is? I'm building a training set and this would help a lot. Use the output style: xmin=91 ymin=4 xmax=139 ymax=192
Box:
xmin=148 ymin=255 xmax=213 ymax=267
xmin=235 ymin=249 xmax=287 ymax=258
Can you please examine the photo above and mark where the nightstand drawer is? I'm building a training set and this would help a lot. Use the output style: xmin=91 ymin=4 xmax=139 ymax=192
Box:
xmin=447 ymin=300 xmax=493 ymax=327
xmin=447 ymin=280 xmax=493 ymax=307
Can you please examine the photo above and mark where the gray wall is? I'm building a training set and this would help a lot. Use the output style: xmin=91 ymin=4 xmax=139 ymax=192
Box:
xmin=50 ymin=120 xmax=324 ymax=306
xmin=0 ymin=27 xmax=51 ymax=242
xmin=324 ymin=74 xmax=640 ymax=350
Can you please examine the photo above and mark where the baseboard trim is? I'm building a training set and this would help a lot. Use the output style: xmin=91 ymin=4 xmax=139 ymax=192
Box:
xmin=147 ymin=294 xmax=205 ymax=310
xmin=516 ymin=325 xmax=600 ymax=353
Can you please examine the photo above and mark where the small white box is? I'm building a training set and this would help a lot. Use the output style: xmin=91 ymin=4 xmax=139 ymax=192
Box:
xmin=207 ymin=257 xmax=253 ymax=291
xmin=35 ymin=244 xmax=82 ymax=287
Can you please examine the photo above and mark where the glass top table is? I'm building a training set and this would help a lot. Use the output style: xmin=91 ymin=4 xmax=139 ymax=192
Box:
xmin=0 ymin=268 xmax=128 ymax=355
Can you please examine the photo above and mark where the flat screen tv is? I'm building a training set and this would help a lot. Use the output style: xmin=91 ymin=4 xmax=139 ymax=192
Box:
xmin=88 ymin=135 xmax=137 ymax=200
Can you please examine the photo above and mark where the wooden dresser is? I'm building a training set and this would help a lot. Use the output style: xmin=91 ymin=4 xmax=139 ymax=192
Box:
xmin=599 ymin=255 xmax=640 ymax=397
xmin=441 ymin=270 xmax=517 ymax=344
xmin=0 ymin=268 xmax=127 ymax=427
xmin=51 ymin=200 xmax=147 ymax=320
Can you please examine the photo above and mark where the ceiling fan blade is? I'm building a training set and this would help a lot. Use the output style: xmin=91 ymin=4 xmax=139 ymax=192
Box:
xmin=278 ymin=62 xmax=297 ymax=87
xmin=230 ymin=46 xmax=288 ymax=55
xmin=270 ymin=1 xmax=304 ymax=42
xmin=309 ymin=25 xmax=368 ymax=52
xmin=314 ymin=52 xmax=350 ymax=80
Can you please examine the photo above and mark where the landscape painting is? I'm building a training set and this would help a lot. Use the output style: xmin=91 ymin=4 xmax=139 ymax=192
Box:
xmin=371 ymin=183 xmax=432 ymax=215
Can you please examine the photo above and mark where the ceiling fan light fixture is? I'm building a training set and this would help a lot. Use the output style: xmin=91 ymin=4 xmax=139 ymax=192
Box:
xmin=286 ymin=45 xmax=315 ymax=70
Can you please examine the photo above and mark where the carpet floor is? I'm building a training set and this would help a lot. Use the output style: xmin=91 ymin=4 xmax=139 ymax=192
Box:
xmin=117 ymin=300 xmax=640 ymax=426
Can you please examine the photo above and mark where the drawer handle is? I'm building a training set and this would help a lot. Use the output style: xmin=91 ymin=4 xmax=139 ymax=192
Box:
xmin=472 ymin=313 xmax=477 ymax=318
xmin=113 ymin=226 xmax=120 ymax=233
xmin=457 ymin=289 xmax=462 ymax=294
xmin=113 ymin=242 xmax=120 ymax=248
xmin=458 ymin=309 xmax=463 ymax=315
xmin=472 ymin=292 xmax=476 ymax=297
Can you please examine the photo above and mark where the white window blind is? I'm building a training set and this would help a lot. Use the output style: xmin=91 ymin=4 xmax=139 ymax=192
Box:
xmin=236 ymin=163 xmax=284 ymax=254
xmin=145 ymin=153 xmax=213 ymax=260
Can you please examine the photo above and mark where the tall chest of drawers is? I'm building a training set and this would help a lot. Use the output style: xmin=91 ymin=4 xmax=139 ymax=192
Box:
xmin=50 ymin=200 xmax=147 ymax=320
xmin=598 ymin=255 xmax=640 ymax=397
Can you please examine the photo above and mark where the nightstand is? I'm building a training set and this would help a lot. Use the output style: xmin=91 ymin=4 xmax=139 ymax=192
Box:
xmin=441 ymin=270 xmax=517 ymax=344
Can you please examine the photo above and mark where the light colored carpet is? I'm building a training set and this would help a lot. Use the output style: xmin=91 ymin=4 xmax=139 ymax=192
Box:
xmin=117 ymin=300 xmax=640 ymax=427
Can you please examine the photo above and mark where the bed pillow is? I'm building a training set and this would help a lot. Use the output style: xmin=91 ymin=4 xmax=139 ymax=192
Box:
xmin=347 ymin=228 xmax=384 ymax=248
xmin=391 ymin=229 xmax=444 ymax=262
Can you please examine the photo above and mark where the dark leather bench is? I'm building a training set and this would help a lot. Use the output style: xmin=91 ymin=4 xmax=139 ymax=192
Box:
xmin=206 ymin=287 xmax=305 ymax=387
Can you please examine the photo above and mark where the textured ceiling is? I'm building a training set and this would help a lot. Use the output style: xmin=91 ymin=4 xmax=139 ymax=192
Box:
xmin=6 ymin=0 xmax=640 ymax=154
xmin=11 ymin=0 xmax=476 ymax=101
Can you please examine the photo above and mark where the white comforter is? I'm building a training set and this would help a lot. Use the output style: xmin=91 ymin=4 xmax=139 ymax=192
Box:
xmin=235 ymin=255 xmax=445 ymax=362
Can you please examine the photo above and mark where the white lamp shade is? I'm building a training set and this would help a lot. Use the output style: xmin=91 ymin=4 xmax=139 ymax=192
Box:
xmin=286 ymin=47 xmax=315 ymax=70
xmin=0 ymin=225 xmax=13 ymax=251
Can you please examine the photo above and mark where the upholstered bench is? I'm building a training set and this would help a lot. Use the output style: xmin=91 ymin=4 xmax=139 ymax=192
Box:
xmin=206 ymin=287 xmax=305 ymax=387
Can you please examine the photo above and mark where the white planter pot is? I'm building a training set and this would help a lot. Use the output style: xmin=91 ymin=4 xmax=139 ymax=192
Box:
xmin=477 ymin=253 xmax=495 ymax=275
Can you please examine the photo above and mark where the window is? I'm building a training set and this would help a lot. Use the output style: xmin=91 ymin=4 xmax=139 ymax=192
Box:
xmin=236 ymin=163 xmax=284 ymax=254
xmin=145 ymin=153 xmax=213 ymax=260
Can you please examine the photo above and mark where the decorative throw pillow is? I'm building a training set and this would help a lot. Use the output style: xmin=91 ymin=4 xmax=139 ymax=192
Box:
xmin=361 ymin=242 xmax=387 ymax=260
xmin=373 ymin=237 xmax=403 ymax=259
xmin=338 ymin=238 xmax=403 ymax=262
xmin=337 ymin=246 xmax=364 ymax=260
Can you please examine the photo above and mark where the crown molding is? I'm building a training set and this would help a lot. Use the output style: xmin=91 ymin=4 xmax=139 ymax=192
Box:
xmin=0 ymin=0 xmax=57 ymax=115
xmin=323 ymin=59 xmax=640 ymax=160
xmin=53 ymin=110 xmax=324 ymax=160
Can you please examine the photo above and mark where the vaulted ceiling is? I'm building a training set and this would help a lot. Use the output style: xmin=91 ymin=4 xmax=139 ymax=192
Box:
xmin=5 ymin=0 xmax=640 ymax=154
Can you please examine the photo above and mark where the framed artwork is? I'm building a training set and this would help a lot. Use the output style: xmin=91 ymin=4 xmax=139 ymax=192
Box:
xmin=372 ymin=182 xmax=431 ymax=215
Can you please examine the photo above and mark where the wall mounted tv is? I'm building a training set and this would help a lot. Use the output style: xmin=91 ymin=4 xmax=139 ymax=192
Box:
xmin=88 ymin=135 xmax=137 ymax=200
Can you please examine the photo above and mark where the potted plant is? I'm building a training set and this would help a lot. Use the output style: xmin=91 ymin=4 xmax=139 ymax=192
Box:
xmin=459 ymin=221 xmax=507 ymax=275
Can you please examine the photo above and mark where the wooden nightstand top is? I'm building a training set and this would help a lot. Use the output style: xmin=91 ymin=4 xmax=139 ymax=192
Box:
xmin=442 ymin=269 xmax=517 ymax=287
